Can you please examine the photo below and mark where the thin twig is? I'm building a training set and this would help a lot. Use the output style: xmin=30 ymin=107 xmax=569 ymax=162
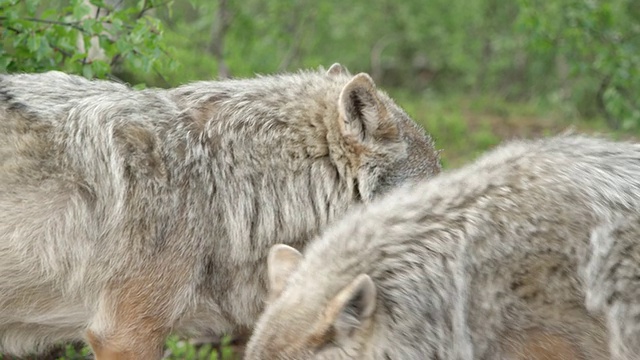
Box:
xmin=5 ymin=25 xmax=73 ymax=58
xmin=110 ymin=53 xmax=121 ymax=67
xmin=0 ymin=17 xmax=86 ymax=32
xmin=136 ymin=0 xmax=149 ymax=20
xmin=5 ymin=25 xmax=20 ymax=33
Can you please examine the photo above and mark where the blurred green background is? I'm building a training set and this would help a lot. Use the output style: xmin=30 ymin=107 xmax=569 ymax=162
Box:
xmin=1 ymin=0 xmax=639 ymax=358
xmin=2 ymin=0 xmax=640 ymax=168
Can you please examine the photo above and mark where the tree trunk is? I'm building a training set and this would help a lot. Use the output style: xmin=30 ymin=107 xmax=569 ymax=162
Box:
xmin=208 ymin=0 xmax=231 ymax=79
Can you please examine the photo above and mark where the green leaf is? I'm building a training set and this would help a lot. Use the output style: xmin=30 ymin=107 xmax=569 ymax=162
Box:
xmin=26 ymin=34 xmax=40 ymax=52
xmin=82 ymin=63 xmax=94 ymax=79
xmin=72 ymin=1 xmax=92 ymax=20
xmin=24 ymin=0 xmax=39 ymax=14
xmin=0 ymin=55 xmax=12 ymax=72
xmin=90 ymin=60 xmax=110 ymax=78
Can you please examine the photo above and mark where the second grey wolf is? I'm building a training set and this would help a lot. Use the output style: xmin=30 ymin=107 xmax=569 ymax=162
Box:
xmin=0 ymin=64 xmax=440 ymax=359
xmin=247 ymin=135 xmax=640 ymax=359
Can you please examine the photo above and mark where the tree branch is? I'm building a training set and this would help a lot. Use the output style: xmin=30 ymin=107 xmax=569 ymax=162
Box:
xmin=4 ymin=25 xmax=73 ymax=58
xmin=0 ymin=17 xmax=86 ymax=32
xmin=136 ymin=0 xmax=150 ymax=20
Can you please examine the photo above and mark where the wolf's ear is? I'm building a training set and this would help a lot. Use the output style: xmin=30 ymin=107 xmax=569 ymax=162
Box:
xmin=325 ymin=274 xmax=376 ymax=338
xmin=267 ymin=244 xmax=303 ymax=300
xmin=338 ymin=74 xmax=397 ymax=142
xmin=327 ymin=63 xmax=348 ymax=76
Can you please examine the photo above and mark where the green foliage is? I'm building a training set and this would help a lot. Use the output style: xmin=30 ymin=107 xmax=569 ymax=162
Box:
xmin=0 ymin=0 xmax=177 ymax=79
xmin=164 ymin=336 xmax=235 ymax=360
xmin=0 ymin=337 xmax=239 ymax=360
xmin=5 ymin=0 xmax=637 ymax=129
xmin=517 ymin=0 xmax=640 ymax=129
xmin=56 ymin=343 xmax=92 ymax=360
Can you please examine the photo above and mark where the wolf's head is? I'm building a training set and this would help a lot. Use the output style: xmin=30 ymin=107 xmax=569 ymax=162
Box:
xmin=323 ymin=63 xmax=441 ymax=201
xmin=245 ymin=244 xmax=378 ymax=360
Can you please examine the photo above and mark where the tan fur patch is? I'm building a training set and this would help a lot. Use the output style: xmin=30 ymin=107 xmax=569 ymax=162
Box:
xmin=87 ymin=329 xmax=165 ymax=360
xmin=374 ymin=116 xmax=399 ymax=141
xmin=503 ymin=329 xmax=584 ymax=360
xmin=87 ymin=275 xmax=178 ymax=360
xmin=307 ymin=325 xmax=336 ymax=350
xmin=303 ymin=276 xmax=369 ymax=349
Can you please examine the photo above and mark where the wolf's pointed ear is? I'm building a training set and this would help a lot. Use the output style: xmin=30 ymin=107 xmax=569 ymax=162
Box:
xmin=338 ymin=74 xmax=397 ymax=142
xmin=325 ymin=274 xmax=376 ymax=337
xmin=327 ymin=63 xmax=348 ymax=76
xmin=267 ymin=244 xmax=303 ymax=300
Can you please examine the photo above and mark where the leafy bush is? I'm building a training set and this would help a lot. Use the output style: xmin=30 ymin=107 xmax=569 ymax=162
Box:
xmin=0 ymin=0 xmax=176 ymax=79
xmin=517 ymin=0 xmax=640 ymax=128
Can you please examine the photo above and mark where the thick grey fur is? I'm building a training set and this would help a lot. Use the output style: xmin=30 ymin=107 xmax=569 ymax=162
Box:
xmin=247 ymin=135 xmax=640 ymax=360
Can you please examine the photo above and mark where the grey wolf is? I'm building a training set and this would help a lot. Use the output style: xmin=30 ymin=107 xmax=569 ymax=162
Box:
xmin=0 ymin=64 xmax=440 ymax=359
xmin=247 ymin=134 xmax=640 ymax=359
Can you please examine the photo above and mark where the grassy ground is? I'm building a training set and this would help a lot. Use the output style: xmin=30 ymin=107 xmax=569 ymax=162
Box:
xmin=1 ymin=94 xmax=635 ymax=360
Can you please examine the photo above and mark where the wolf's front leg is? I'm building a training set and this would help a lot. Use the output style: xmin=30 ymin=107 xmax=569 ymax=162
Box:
xmin=87 ymin=329 xmax=167 ymax=360
xmin=85 ymin=275 xmax=182 ymax=360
